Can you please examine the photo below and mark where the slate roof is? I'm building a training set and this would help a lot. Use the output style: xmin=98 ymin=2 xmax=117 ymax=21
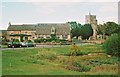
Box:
xmin=7 ymin=24 xmax=37 ymax=31
xmin=7 ymin=23 xmax=70 ymax=35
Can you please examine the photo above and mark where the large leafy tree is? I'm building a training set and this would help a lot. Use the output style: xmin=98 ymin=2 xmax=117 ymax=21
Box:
xmin=104 ymin=22 xmax=119 ymax=35
xmin=97 ymin=24 xmax=104 ymax=35
xmin=68 ymin=21 xmax=78 ymax=29
xmin=97 ymin=22 xmax=119 ymax=36
xmin=68 ymin=22 xmax=82 ymax=39
xmin=80 ymin=24 xmax=93 ymax=40
xmin=68 ymin=22 xmax=93 ymax=40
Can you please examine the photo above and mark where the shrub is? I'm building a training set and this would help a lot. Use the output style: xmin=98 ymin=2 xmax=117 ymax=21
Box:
xmin=33 ymin=49 xmax=57 ymax=60
xmin=89 ymin=57 xmax=118 ymax=66
xmin=2 ymin=38 xmax=9 ymax=45
xmin=34 ymin=39 xmax=38 ymax=43
xmin=12 ymin=39 xmax=19 ymax=42
xmin=27 ymin=40 xmax=32 ymax=43
xmin=72 ymin=61 xmax=91 ymax=72
xmin=55 ymin=39 xmax=61 ymax=43
xmin=65 ymin=61 xmax=91 ymax=72
xmin=66 ymin=44 xmax=83 ymax=56
xmin=46 ymin=38 xmax=53 ymax=42
xmin=103 ymin=33 xmax=120 ymax=56
xmin=34 ymin=38 xmax=45 ymax=43
xmin=50 ymin=34 xmax=56 ymax=40
xmin=34 ymin=37 xmax=70 ymax=44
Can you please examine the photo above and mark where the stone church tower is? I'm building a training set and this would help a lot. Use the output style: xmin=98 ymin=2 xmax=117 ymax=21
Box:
xmin=85 ymin=13 xmax=97 ymax=40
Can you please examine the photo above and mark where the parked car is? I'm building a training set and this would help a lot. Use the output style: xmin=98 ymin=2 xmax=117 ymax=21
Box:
xmin=7 ymin=42 xmax=21 ymax=48
xmin=20 ymin=42 xmax=27 ymax=47
xmin=21 ymin=42 xmax=35 ymax=47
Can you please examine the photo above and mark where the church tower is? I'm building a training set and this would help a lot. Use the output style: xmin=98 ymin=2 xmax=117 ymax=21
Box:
xmin=85 ymin=13 xmax=97 ymax=40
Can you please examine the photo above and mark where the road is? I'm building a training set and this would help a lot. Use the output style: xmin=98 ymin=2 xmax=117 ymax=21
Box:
xmin=0 ymin=45 xmax=68 ymax=51
xmin=1 ymin=43 xmax=95 ymax=51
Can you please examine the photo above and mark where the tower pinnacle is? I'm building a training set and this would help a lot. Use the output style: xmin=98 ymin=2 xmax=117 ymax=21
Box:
xmin=89 ymin=12 xmax=91 ymax=15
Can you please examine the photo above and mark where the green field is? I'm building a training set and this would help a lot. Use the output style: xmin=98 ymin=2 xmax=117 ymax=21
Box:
xmin=2 ymin=44 xmax=119 ymax=75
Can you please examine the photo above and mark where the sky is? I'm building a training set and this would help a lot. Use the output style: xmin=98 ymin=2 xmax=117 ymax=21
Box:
xmin=0 ymin=0 xmax=119 ymax=30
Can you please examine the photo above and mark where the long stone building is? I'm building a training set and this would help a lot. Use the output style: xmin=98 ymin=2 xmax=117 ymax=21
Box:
xmin=7 ymin=22 xmax=71 ymax=41
xmin=7 ymin=14 xmax=98 ymax=42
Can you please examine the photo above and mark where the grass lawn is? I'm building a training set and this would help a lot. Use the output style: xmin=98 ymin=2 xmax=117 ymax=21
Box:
xmin=2 ymin=44 xmax=119 ymax=75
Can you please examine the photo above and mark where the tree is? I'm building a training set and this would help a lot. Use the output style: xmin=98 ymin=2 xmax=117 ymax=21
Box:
xmin=97 ymin=24 xmax=104 ymax=35
xmin=97 ymin=22 xmax=119 ymax=36
xmin=104 ymin=22 xmax=119 ymax=35
xmin=20 ymin=34 xmax=24 ymax=42
xmin=68 ymin=21 xmax=78 ymax=29
xmin=50 ymin=34 xmax=56 ymax=40
xmin=80 ymin=24 xmax=93 ymax=40
xmin=71 ymin=27 xmax=81 ymax=39
xmin=68 ymin=22 xmax=93 ymax=40
xmin=68 ymin=21 xmax=82 ymax=39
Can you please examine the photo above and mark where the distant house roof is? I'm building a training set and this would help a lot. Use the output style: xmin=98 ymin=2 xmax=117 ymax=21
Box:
xmin=7 ymin=24 xmax=37 ymax=31
xmin=7 ymin=23 xmax=70 ymax=35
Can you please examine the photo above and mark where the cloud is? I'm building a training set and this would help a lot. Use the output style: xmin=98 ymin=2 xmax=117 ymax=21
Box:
xmin=104 ymin=16 xmax=118 ymax=22
xmin=31 ymin=2 xmax=79 ymax=16
xmin=98 ymin=16 xmax=118 ymax=24
xmin=0 ymin=26 xmax=6 ymax=30
xmin=97 ymin=3 xmax=118 ymax=24
xmin=98 ymin=3 xmax=118 ymax=14
xmin=82 ymin=0 xmax=119 ymax=2
xmin=2 ymin=0 xmax=119 ymax=2
xmin=32 ymin=3 xmax=58 ymax=16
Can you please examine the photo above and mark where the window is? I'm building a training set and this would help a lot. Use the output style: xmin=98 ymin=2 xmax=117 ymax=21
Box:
xmin=25 ymin=32 xmax=27 ymax=34
xmin=10 ymin=32 xmax=13 ymax=34
xmin=63 ymin=35 xmax=68 ymax=39
xmin=52 ymin=29 xmax=54 ymax=32
xmin=18 ymin=32 xmax=20 ymax=34
xmin=51 ymin=26 xmax=56 ymax=34
xmin=46 ymin=36 xmax=50 ymax=38
xmin=11 ymin=38 xmax=13 ymax=41
xmin=11 ymin=33 xmax=13 ymax=34
xmin=38 ymin=36 xmax=43 ymax=38
xmin=25 ymin=37 xmax=28 ymax=40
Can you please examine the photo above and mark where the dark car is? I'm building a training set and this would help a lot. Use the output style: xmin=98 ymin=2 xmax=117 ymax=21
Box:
xmin=7 ymin=42 xmax=21 ymax=48
xmin=21 ymin=42 xmax=35 ymax=47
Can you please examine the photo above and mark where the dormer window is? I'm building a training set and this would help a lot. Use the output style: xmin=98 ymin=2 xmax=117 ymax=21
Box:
xmin=52 ymin=29 xmax=54 ymax=32
xmin=51 ymin=26 xmax=56 ymax=34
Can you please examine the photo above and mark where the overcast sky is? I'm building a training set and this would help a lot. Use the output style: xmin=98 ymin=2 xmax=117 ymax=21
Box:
xmin=0 ymin=0 xmax=119 ymax=30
